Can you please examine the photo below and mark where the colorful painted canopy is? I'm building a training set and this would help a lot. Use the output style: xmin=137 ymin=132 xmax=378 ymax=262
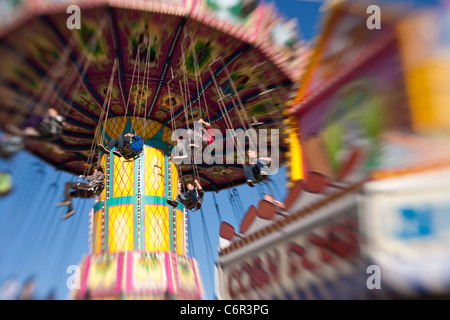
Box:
xmin=0 ymin=0 xmax=305 ymax=191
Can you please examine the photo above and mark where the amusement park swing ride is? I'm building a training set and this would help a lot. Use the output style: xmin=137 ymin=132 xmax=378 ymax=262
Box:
xmin=0 ymin=0 xmax=306 ymax=299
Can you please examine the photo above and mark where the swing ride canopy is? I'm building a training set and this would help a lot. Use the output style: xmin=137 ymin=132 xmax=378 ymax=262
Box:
xmin=0 ymin=0 xmax=307 ymax=191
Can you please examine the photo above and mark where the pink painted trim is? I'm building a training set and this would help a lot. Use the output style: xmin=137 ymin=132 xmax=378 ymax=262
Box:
xmin=251 ymin=5 xmax=265 ymax=43
xmin=190 ymin=0 xmax=197 ymax=15
xmin=88 ymin=210 xmax=93 ymax=254
xmin=78 ymin=255 xmax=91 ymax=299
xmin=114 ymin=252 xmax=123 ymax=295
xmin=191 ymin=258 xmax=203 ymax=299
xmin=171 ymin=252 xmax=180 ymax=296
xmin=126 ymin=251 xmax=134 ymax=292
xmin=165 ymin=252 xmax=175 ymax=296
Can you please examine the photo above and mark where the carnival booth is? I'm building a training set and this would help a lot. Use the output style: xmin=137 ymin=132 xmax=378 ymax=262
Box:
xmin=216 ymin=1 xmax=450 ymax=299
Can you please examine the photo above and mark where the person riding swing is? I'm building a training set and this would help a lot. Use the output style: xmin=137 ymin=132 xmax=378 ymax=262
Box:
xmin=173 ymin=118 xmax=215 ymax=161
xmin=97 ymin=132 xmax=144 ymax=160
xmin=57 ymin=166 xmax=105 ymax=219
xmin=243 ymin=149 xmax=272 ymax=187
xmin=166 ymin=179 xmax=204 ymax=211
xmin=6 ymin=108 xmax=65 ymax=141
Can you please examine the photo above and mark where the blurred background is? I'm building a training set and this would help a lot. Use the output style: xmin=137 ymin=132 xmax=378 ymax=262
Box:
xmin=0 ymin=0 xmax=449 ymax=300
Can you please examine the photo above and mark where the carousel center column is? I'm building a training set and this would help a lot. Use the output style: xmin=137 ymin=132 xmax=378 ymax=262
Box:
xmin=73 ymin=117 xmax=204 ymax=300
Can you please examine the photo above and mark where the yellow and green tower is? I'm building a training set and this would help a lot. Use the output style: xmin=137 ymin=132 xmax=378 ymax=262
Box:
xmin=72 ymin=117 xmax=204 ymax=300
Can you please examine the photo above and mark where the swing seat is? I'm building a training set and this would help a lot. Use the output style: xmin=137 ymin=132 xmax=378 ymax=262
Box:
xmin=182 ymin=197 xmax=202 ymax=211
xmin=183 ymin=197 xmax=195 ymax=210
xmin=118 ymin=144 xmax=142 ymax=161
xmin=36 ymin=122 xmax=61 ymax=141
xmin=253 ymin=167 xmax=268 ymax=183
xmin=71 ymin=184 xmax=101 ymax=199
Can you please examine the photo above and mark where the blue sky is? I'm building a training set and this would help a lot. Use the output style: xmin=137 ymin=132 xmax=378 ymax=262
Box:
xmin=0 ymin=0 xmax=441 ymax=300
xmin=0 ymin=137 xmax=289 ymax=300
